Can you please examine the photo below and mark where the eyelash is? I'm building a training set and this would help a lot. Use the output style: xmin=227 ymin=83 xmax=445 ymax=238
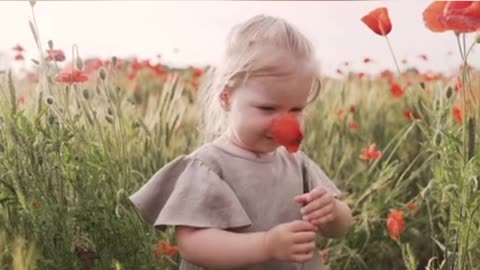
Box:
xmin=258 ymin=106 xmax=275 ymax=111
xmin=291 ymin=108 xmax=303 ymax=113
xmin=257 ymin=106 xmax=303 ymax=113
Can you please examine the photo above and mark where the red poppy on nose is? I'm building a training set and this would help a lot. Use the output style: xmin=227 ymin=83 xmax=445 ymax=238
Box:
xmin=270 ymin=114 xmax=304 ymax=153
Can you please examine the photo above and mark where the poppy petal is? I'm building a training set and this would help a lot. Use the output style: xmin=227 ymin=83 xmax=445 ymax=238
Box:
xmin=270 ymin=114 xmax=304 ymax=153
xmin=361 ymin=7 xmax=392 ymax=36
xmin=423 ymin=1 xmax=449 ymax=32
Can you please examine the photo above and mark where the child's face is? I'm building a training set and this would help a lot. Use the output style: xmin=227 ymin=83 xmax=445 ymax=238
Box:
xmin=225 ymin=53 xmax=315 ymax=154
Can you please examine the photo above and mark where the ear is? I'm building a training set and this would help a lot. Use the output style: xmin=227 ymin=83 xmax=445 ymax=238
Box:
xmin=219 ymin=88 xmax=232 ymax=111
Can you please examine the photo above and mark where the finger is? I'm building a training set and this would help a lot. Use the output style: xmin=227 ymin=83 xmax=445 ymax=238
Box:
xmin=291 ymin=250 xmax=314 ymax=263
xmin=295 ymin=187 xmax=327 ymax=204
xmin=293 ymin=231 xmax=316 ymax=243
xmin=294 ymin=195 xmax=307 ymax=205
xmin=311 ymin=213 xmax=335 ymax=226
xmin=308 ymin=187 xmax=327 ymax=201
xmin=306 ymin=203 xmax=334 ymax=221
xmin=292 ymin=242 xmax=316 ymax=254
xmin=291 ymin=220 xmax=318 ymax=232
xmin=301 ymin=193 xmax=334 ymax=215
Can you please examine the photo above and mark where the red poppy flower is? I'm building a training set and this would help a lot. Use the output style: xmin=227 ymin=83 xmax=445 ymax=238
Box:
xmin=54 ymin=69 xmax=89 ymax=84
xmin=46 ymin=49 xmax=66 ymax=62
xmin=83 ymin=58 xmax=104 ymax=74
xmin=404 ymin=109 xmax=422 ymax=121
xmin=453 ymin=105 xmax=463 ymax=123
xmin=390 ymin=82 xmax=405 ymax=98
xmin=360 ymin=143 xmax=382 ymax=160
xmin=407 ymin=202 xmax=417 ymax=212
xmin=423 ymin=1 xmax=480 ymax=33
xmin=419 ymin=54 xmax=428 ymax=61
xmin=12 ymin=44 xmax=24 ymax=52
xmin=319 ymin=248 xmax=330 ymax=265
xmin=18 ymin=95 xmax=26 ymax=105
xmin=270 ymin=114 xmax=304 ymax=153
xmin=130 ymin=58 xmax=143 ymax=70
xmin=15 ymin=54 xmax=24 ymax=61
xmin=454 ymin=77 xmax=463 ymax=92
xmin=423 ymin=1 xmax=449 ymax=32
xmin=422 ymin=72 xmax=441 ymax=82
xmin=27 ymin=73 xmax=39 ymax=83
xmin=380 ymin=70 xmax=394 ymax=83
xmin=363 ymin=57 xmax=372 ymax=64
xmin=349 ymin=105 xmax=356 ymax=114
xmin=153 ymin=241 xmax=177 ymax=257
xmin=387 ymin=210 xmax=406 ymax=241
xmin=361 ymin=7 xmax=392 ymax=36
xmin=404 ymin=110 xmax=414 ymax=121
xmin=127 ymin=71 xmax=137 ymax=81
xmin=152 ymin=64 xmax=168 ymax=76
xmin=193 ymin=68 xmax=204 ymax=77
xmin=348 ymin=120 xmax=359 ymax=131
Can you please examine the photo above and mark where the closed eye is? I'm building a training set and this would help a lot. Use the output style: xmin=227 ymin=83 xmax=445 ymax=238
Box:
xmin=290 ymin=107 xmax=304 ymax=113
xmin=258 ymin=106 xmax=275 ymax=111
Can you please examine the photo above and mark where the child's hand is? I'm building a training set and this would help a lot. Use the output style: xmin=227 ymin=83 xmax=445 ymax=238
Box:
xmin=264 ymin=220 xmax=317 ymax=263
xmin=294 ymin=187 xmax=337 ymax=227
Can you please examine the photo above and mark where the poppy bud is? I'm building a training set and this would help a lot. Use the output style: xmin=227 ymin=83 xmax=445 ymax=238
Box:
xmin=111 ymin=56 xmax=118 ymax=68
xmin=46 ymin=96 xmax=54 ymax=105
xmin=48 ymin=115 xmax=56 ymax=125
xmin=105 ymin=115 xmax=114 ymax=124
xmin=48 ymin=40 xmax=54 ymax=50
xmin=76 ymin=58 xmax=83 ymax=70
xmin=446 ymin=87 xmax=453 ymax=99
xmin=420 ymin=82 xmax=425 ymax=90
xmin=82 ymin=89 xmax=90 ymax=100
xmin=99 ymin=69 xmax=106 ymax=81
xmin=132 ymin=120 xmax=141 ymax=129
xmin=476 ymin=32 xmax=480 ymax=44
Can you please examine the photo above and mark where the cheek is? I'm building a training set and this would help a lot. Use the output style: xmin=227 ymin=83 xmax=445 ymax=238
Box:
xmin=231 ymin=111 xmax=274 ymax=136
xmin=241 ymin=114 xmax=271 ymax=132
xmin=297 ymin=114 xmax=306 ymax=129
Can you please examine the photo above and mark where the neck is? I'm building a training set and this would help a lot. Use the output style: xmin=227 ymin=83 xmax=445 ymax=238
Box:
xmin=214 ymin=130 xmax=276 ymax=160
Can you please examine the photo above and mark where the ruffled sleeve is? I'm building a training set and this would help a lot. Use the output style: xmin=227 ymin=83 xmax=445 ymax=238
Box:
xmin=301 ymin=153 xmax=342 ymax=198
xmin=129 ymin=156 xmax=252 ymax=231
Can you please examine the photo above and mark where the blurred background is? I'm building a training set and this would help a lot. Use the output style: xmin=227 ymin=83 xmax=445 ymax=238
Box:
xmin=1 ymin=0 xmax=479 ymax=77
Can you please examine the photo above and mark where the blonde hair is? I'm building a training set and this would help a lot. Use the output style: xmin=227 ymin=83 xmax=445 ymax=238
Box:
xmin=199 ymin=14 xmax=321 ymax=142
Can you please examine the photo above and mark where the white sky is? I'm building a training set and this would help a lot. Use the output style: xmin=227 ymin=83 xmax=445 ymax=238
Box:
xmin=1 ymin=0 xmax=479 ymax=77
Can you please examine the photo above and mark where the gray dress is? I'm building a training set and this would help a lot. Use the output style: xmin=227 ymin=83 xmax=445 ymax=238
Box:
xmin=129 ymin=143 xmax=341 ymax=270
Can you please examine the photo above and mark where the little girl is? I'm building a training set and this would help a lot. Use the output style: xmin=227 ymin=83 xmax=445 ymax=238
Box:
xmin=130 ymin=14 xmax=353 ymax=270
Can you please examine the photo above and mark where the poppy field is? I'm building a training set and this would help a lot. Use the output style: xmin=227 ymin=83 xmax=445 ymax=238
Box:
xmin=1 ymin=2 xmax=480 ymax=270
